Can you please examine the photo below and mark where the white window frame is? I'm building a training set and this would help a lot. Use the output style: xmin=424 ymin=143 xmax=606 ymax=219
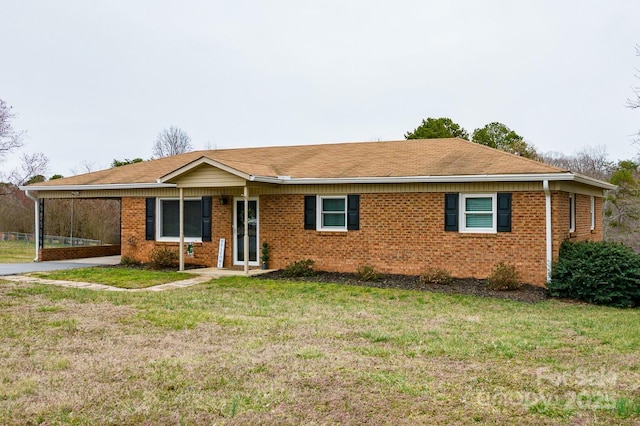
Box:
xmin=590 ymin=196 xmax=595 ymax=231
xmin=317 ymin=195 xmax=348 ymax=231
xmin=156 ymin=197 xmax=203 ymax=242
xmin=459 ymin=193 xmax=497 ymax=234
xmin=569 ymin=193 xmax=576 ymax=233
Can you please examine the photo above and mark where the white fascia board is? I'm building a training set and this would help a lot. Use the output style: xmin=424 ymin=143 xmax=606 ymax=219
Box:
xmin=18 ymin=183 xmax=177 ymax=191
xmin=252 ymin=173 xmax=588 ymax=185
xmin=573 ymin=175 xmax=616 ymax=190
xmin=159 ymin=157 xmax=251 ymax=183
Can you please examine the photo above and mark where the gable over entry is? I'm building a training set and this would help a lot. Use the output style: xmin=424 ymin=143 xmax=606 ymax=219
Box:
xmin=159 ymin=159 xmax=253 ymax=274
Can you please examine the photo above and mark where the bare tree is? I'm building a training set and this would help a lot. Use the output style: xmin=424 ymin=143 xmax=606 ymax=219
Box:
xmin=539 ymin=145 xmax=612 ymax=181
xmin=627 ymin=45 xmax=640 ymax=110
xmin=69 ymin=160 xmax=97 ymax=176
xmin=152 ymin=126 xmax=193 ymax=158
xmin=0 ymin=99 xmax=24 ymax=161
xmin=628 ymin=44 xmax=640 ymax=144
xmin=605 ymin=159 xmax=640 ymax=251
xmin=8 ymin=152 xmax=49 ymax=186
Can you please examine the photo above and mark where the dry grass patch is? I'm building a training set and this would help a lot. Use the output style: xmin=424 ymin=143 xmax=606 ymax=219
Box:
xmin=0 ymin=277 xmax=639 ymax=424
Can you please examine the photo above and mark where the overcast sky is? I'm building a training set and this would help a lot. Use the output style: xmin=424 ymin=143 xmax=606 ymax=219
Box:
xmin=1 ymin=1 xmax=639 ymax=177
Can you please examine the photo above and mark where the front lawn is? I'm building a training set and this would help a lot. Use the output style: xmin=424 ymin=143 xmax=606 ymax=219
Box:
xmin=0 ymin=276 xmax=638 ymax=424
xmin=30 ymin=267 xmax=192 ymax=289
xmin=0 ymin=240 xmax=34 ymax=263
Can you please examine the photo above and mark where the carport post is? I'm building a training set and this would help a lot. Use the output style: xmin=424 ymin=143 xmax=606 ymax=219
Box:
xmin=25 ymin=190 xmax=39 ymax=262
xmin=179 ymin=188 xmax=184 ymax=272
xmin=243 ymin=186 xmax=249 ymax=275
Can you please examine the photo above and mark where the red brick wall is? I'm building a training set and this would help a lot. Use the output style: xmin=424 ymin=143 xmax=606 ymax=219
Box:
xmin=121 ymin=192 xmax=604 ymax=286
xmin=260 ymin=192 xmax=551 ymax=285
xmin=39 ymin=245 xmax=121 ymax=261
xmin=551 ymin=192 xmax=602 ymax=262
xmin=120 ymin=197 xmax=233 ymax=267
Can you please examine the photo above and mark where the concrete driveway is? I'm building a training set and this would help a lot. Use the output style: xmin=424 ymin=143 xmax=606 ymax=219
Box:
xmin=0 ymin=256 xmax=121 ymax=276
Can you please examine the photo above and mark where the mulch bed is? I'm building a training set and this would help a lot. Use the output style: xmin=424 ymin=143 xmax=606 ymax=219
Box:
xmin=258 ymin=270 xmax=548 ymax=303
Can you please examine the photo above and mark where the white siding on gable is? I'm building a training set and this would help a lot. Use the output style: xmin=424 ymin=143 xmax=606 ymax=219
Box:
xmin=170 ymin=165 xmax=246 ymax=188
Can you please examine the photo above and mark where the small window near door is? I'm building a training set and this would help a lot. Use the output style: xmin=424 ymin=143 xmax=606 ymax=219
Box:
xmin=569 ymin=193 xmax=576 ymax=233
xmin=590 ymin=196 xmax=595 ymax=231
xmin=317 ymin=196 xmax=347 ymax=231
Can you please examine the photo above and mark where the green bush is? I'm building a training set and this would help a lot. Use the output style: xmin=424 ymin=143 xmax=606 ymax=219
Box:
xmin=419 ymin=268 xmax=453 ymax=286
xmin=356 ymin=265 xmax=383 ymax=281
xmin=149 ymin=246 xmax=179 ymax=269
xmin=486 ymin=262 xmax=521 ymax=291
xmin=549 ymin=241 xmax=640 ymax=308
xmin=283 ymin=259 xmax=315 ymax=277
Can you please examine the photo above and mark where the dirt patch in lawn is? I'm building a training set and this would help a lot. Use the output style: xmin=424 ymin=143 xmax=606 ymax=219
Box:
xmin=259 ymin=271 xmax=548 ymax=303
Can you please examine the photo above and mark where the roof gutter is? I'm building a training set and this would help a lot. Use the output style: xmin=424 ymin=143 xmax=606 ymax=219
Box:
xmin=573 ymin=174 xmax=616 ymax=190
xmin=20 ymin=173 xmax=616 ymax=192
xmin=18 ymin=182 xmax=177 ymax=192
xmin=251 ymin=172 xmax=614 ymax=190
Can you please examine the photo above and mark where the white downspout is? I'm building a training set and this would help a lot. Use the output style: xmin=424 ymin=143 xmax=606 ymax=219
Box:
xmin=25 ymin=190 xmax=40 ymax=262
xmin=543 ymin=180 xmax=552 ymax=283
xmin=179 ymin=187 xmax=184 ymax=271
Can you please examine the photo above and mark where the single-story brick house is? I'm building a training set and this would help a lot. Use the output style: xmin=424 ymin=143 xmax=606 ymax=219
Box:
xmin=21 ymin=138 xmax=614 ymax=286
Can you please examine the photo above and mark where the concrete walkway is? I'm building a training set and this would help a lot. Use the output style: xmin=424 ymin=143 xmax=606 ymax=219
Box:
xmin=1 ymin=273 xmax=212 ymax=292
xmin=0 ymin=256 xmax=121 ymax=276
xmin=0 ymin=256 xmax=277 ymax=292
xmin=183 ymin=267 xmax=276 ymax=277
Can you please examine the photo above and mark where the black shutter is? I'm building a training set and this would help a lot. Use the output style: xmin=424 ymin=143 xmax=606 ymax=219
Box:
xmin=145 ymin=198 xmax=155 ymax=240
xmin=201 ymin=196 xmax=212 ymax=242
xmin=444 ymin=193 xmax=459 ymax=231
xmin=497 ymin=193 xmax=512 ymax=232
xmin=347 ymin=194 xmax=360 ymax=230
xmin=304 ymin=196 xmax=316 ymax=230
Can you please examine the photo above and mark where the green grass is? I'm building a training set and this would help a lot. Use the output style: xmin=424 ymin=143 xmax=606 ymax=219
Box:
xmin=30 ymin=267 xmax=192 ymax=289
xmin=0 ymin=276 xmax=639 ymax=424
xmin=0 ymin=240 xmax=35 ymax=263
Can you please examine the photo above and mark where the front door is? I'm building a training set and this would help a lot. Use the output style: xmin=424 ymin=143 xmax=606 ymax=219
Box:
xmin=234 ymin=198 xmax=259 ymax=265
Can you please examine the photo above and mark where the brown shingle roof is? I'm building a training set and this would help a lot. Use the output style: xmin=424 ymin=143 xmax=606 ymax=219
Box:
xmin=31 ymin=138 xmax=566 ymax=187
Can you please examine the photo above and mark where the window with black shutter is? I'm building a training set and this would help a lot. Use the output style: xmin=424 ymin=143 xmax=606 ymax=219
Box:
xmin=497 ymin=193 xmax=512 ymax=232
xmin=444 ymin=193 xmax=459 ymax=231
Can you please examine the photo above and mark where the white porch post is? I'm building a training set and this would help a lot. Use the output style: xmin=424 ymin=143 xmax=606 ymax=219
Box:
xmin=179 ymin=187 xmax=185 ymax=271
xmin=243 ymin=186 xmax=249 ymax=275
xmin=33 ymin=196 xmax=40 ymax=262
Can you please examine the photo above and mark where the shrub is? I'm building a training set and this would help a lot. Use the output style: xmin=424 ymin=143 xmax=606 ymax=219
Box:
xmin=149 ymin=246 xmax=179 ymax=269
xmin=549 ymin=240 xmax=640 ymax=308
xmin=356 ymin=265 xmax=383 ymax=281
xmin=283 ymin=259 xmax=315 ymax=277
xmin=120 ymin=255 xmax=142 ymax=267
xmin=486 ymin=262 xmax=521 ymax=291
xmin=419 ymin=268 xmax=453 ymax=286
